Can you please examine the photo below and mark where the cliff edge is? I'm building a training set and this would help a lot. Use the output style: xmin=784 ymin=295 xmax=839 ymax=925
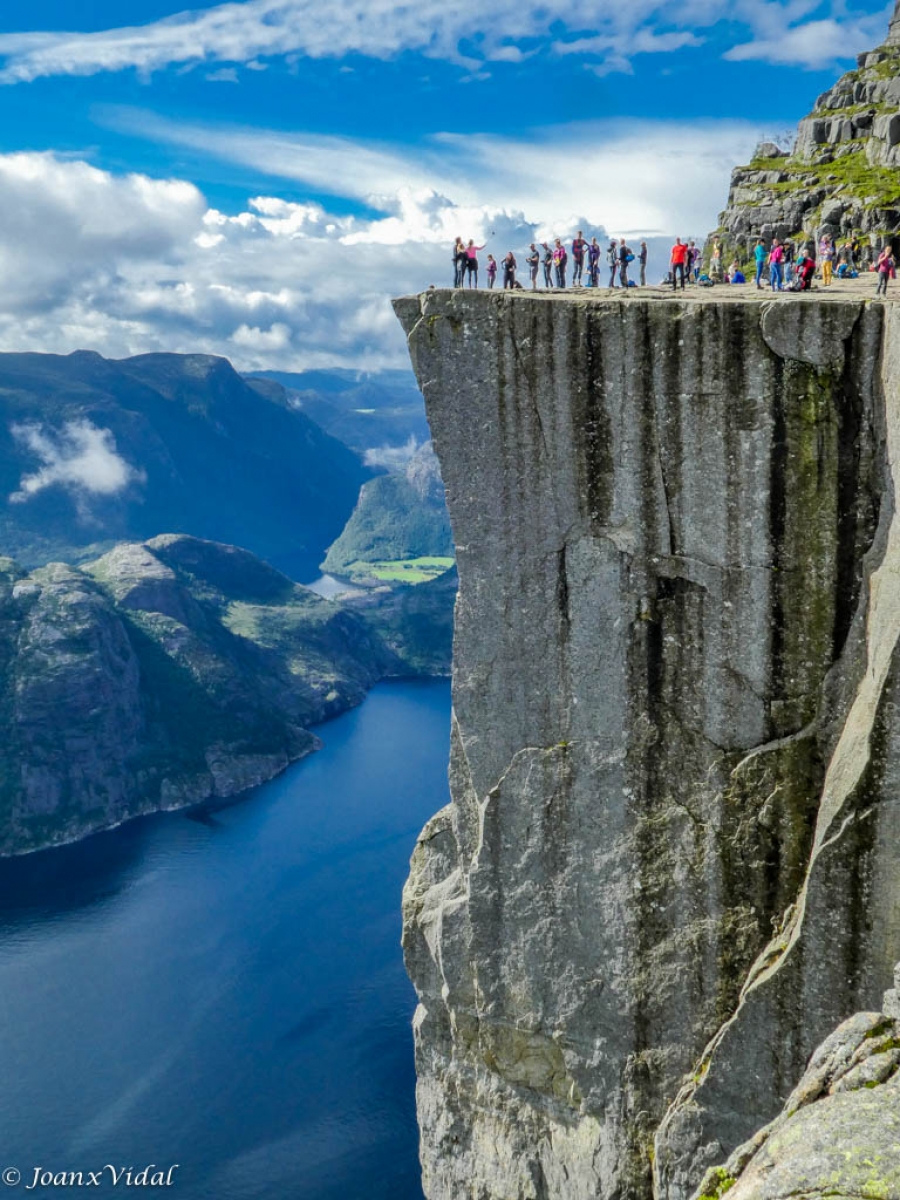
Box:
xmin=394 ymin=288 xmax=900 ymax=1199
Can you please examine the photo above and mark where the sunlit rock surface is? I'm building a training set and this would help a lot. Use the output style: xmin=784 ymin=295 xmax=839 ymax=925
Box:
xmin=395 ymin=288 xmax=900 ymax=1200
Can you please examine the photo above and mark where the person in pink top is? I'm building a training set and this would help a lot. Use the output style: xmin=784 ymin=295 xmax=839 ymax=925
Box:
xmin=876 ymin=246 xmax=895 ymax=296
xmin=464 ymin=240 xmax=486 ymax=288
xmin=768 ymin=238 xmax=785 ymax=291
xmin=553 ymin=238 xmax=568 ymax=288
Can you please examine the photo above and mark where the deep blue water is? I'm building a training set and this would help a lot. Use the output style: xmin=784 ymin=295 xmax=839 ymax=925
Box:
xmin=0 ymin=680 xmax=450 ymax=1200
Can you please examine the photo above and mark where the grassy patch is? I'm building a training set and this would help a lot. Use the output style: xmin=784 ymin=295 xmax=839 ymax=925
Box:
xmin=346 ymin=556 xmax=455 ymax=584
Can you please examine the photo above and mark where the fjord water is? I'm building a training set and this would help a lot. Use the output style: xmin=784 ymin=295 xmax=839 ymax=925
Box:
xmin=0 ymin=680 xmax=449 ymax=1199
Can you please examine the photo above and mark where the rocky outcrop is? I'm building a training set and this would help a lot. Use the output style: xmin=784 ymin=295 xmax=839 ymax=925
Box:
xmin=692 ymin=970 xmax=900 ymax=1200
xmin=394 ymin=288 xmax=900 ymax=1200
xmin=714 ymin=1 xmax=900 ymax=256
xmin=0 ymin=533 xmax=412 ymax=856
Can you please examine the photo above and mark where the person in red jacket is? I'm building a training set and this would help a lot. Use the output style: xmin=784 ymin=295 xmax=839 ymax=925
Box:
xmin=670 ymin=239 xmax=688 ymax=290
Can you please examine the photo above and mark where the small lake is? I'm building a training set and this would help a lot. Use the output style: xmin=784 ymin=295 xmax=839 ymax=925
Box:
xmin=0 ymin=680 xmax=450 ymax=1199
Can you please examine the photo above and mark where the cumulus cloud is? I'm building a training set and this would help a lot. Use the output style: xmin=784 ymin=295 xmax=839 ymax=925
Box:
xmin=10 ymin=421 xmax=145 ymax=506
xmin=0 ymin=120 xmax=760 ymax=370
xmin=725 ymin=11 xmax=891 ymax=66
xmin=0 ymin=0 xmax=884 ymax=81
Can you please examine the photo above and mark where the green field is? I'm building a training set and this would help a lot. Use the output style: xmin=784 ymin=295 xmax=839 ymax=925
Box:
xmin=346 ymin=557 xmax=455 ymax=584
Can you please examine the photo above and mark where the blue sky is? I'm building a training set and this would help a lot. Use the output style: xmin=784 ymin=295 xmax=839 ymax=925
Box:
xmin=0 ymin=0 xmax=892 ymax=368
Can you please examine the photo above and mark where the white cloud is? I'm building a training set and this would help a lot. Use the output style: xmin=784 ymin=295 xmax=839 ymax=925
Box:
xmin=0 ymin=121 xmax=759 ymax=371
xmin=725 ymin=10 xmax=892 ymax=66
xmin=10 ymin=420 xmax=145 ymax=505
xmin=365 ymin=436 xmax=423 ymax=468
xmin=0 ymin=0 xmax=884 ymax=82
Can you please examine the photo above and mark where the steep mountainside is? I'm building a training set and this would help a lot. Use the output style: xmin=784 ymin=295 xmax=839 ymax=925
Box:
xmin=0 ymin=351 xmax=370 ymax=579
xmin=715 ymin=0 xmax=900 ymax=256
xmin=395 ymin=287 xmax=900 ymax=1200
xmin=0 ymin=534 xmax=406 ymax=856
xmin=322 ymin=441 xmax=453 ymax=574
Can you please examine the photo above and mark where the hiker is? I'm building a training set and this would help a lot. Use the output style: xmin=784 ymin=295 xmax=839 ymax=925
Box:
xmin=619 ymin=240 xmax=633 ymax=289
xmin=819 ymin=235 xmax=835 ymax=286
xmin=486 ymin=254 xmax=497 ymax=289
xmin=588 ymin=237 xmax=601 ymax=287
xmin=542 ymin=242 xmax=554 ymax=288
xmin=607 ymin=240 xmax=619 ymax=287
xmin=502 ymin=251 xmax=517 ymax=289
xmin=553 ymin=238 xmax=568 ymax=288
xmin=709 ymin=237 xmax=722 ymax=282
xmin=465 ymin=240 xmax=486 ymax=288
xmin=768 ymin=238 xmax=785 ymax=291
xmin=686 ymin=240 xmax=698 ymax=283
xmin=526 ymin=244 xmax=540 ymax=290
xmin=670 ymin=238 xmax=688 ymax=290
xmin=572 ymin=231 xmax=587 ymax=285
xmin=783 ymin=240 xmax=794 ymax=286
xmin=453 ymin=238 xmax=466 ymax=287
xmin=639 ymin=241 xmax=648 ymax=286
xmin=754 ymin=239 xmax=767 ymax=289
xmin=850 ymin=236 xmax=861 ymax=269
xmin=876 ymin=246 xmax=895 ymax=295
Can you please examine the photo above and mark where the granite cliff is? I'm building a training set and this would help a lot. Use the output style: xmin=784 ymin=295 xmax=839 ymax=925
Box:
xmin=395 ymin=287 xmax=900 ymax=1199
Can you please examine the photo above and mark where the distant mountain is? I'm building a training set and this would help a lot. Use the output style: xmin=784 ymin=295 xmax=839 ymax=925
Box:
xmin=247 ymin=367 xmax=428 ymax=463
xmin=0 ymin=351 xmax=371 ymax=580
xmin=323 ymin=442 xmax=453 ymax=576
xmin=0 ymin=533 xmax=425 ymax=857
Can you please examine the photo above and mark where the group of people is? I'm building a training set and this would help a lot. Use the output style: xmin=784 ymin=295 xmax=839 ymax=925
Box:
xmin=452 ymin=234 xmax=652 ymax=291
xmin=727 ymin=232 xmax=897 ymax=295
xmin=451 ymin=231 xmax=900 ymax=297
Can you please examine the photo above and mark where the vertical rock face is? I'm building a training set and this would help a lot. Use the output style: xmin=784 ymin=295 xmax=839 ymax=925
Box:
xmin=394 ymin=289 xmax=900 ymax=1199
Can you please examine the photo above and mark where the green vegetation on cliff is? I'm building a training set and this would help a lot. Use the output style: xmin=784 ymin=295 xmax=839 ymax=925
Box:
xmin=323 ymin=441 xmax=453 ymax=577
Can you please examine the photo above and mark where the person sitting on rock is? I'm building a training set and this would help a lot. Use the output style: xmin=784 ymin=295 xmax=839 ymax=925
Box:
xmin=798 ymin=253 xmax=816 ymax=291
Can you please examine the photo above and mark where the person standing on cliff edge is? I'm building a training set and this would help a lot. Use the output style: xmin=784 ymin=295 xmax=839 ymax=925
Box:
xmin=572 ymin=231 xmax=587 ymax=285
xmin=754 ymin=238 xmax=766 ymax=289
xmin=876 ymin=246 xmax=895 ymax=296
xmin=670 ymin=238 xmax=688 ymax=290
xmin=768 ymin=238 xmax=785 ymax=292
xmin=502 ymin=250 xmax=517 ymax=289
xmin=820 ymin=234 xmax=835 ymax=286
xmin=526 ymin=244 xmax=540 ymax=290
